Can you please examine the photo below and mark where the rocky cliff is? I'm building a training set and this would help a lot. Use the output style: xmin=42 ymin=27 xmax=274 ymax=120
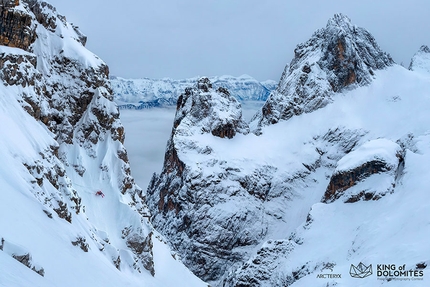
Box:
xmin=250 ymin=13 xmax=393 ymax=133
xmin=147 ymin=14 xmax=430 ymax=287
xmin=0 ymin=0 xmax=155 ymax=275
xmin=0 ymin=2 xmax=206 ymax=286
xmin=147 ymin=78 xmax=256 ymax=281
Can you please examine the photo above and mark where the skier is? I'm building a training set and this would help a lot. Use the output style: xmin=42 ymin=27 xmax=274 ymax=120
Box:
xmin=95 ymin=190 xmax=105 ymax=198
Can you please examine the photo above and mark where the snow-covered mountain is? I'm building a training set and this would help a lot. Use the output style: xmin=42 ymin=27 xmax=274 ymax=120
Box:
xmin=250 ymin=13 xmax=393 ymax=133
xmin=409 ymin=45 xmax=430 ymax=75
xmin=111 ymin=75 xmax=277 ymax=109
xmin=0 ymin=1 xmax=205 ymax=286
xmin=147 ymin=14 xmax=430 ymax=286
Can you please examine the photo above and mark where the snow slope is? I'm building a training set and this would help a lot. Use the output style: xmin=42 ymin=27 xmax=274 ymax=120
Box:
xmin=0 ymin=1 xmax=205 ymax=286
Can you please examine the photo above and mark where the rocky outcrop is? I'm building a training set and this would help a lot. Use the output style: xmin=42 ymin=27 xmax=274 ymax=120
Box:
xmin=26 ymin=0 xmax=58 ymax=32
xmin=409 ymin=45 xmax=430 ymax=75
xmin=71 ymin=236 xmax=89 ymax=252
xmin=173 ymin=78 xmax=249 ymax=139
xmin=1 ymin=238 xmax=45 ymax=277
xmin=0 ymin=50 xmax=39 ymax=86
xmin=323 ymin=139 xmax=405 ymax=203
xmin=153 ymin=78 xmax=250 ymax=216
xmin=0 ymin=2 xmax=36 ymax=50
xmin=147 ymin=79 xmax=266 ymax=282
xmin=251 ymin=14 xmax=393 ymax=132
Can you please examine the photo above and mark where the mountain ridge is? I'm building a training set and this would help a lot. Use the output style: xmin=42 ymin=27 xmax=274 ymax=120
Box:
xmin=111 ymin=74 xmax=277 ymax=109
xmin=0 ymin=1 xmax=206 ymax=286
xmin=146 ymin=14 xmax=430 ymax=287
xmin=250 ymin=13 xmax=394 ymax=133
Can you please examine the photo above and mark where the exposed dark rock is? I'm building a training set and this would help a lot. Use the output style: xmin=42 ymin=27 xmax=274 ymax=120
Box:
xmin=323 ymin=140 xmax=404 ymax=203
xmin=1 ymin=238 xmax=45 ymax=276
xmin=26 ymin=0 xmax=58 ymax=32
xmin=71 ymin=236 xmax=89 ymax=252
xmin=125 ymin=232 xmax=155 ymax=276
xmin=0 ymin=0 xmax=154 ymax=278
xmin=0 ymin=4 xmax=36 ymax=50
xmin=12 ymin=253 xmax=32 ymax=268
xmin=172 ymin=77 xmax=249 ymax=140
xmin=220 ymin=240 xmax=315 ymax=287
xmin=113 ymin=256 xmax=121 ymax=270
xmin=0 ymin=0 xmax=19 ymax=8
xmin=32 ymin=266 xmax=45 ymax=276
xmin=53 ymin=201 xmax=72 ymax=223
xmin=324 ymin=160 xmax=390 ymax=202
xmin=0 ymin=51 xmax=39 ymax=87
xmin=43 ymin=209 xmax=53 ymax=218
xmin=71 ymin=24 xmax=87 ymax=46
xmin=147 ymin=79 xmax=259 ymax=282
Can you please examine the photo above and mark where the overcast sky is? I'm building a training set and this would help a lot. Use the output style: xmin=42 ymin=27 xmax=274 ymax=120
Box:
xmin=47 ymin=0 xmax=429 ymax=81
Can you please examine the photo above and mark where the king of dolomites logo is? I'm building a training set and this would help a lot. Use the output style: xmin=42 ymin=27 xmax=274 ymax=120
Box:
xmin=350 ymin=262 xmax=373 ymax=278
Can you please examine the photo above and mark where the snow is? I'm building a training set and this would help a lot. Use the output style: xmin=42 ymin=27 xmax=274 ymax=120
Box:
xmin=0 ymin=79 xmax=206 ymax=286
xmin=146 ymin=63 xmax=430 ymax=285
xmin=0 ymin=45 xmax=33 ymax=56
xmin=0 ymin=1 xmax=206 ymax=286
xmin=334 ymin=139 xmax=401 ymax=173
xmin=2 ymin=2 xmax=430 ymax=286
xmin=409 ymin=45 xmax=430 ymax=76
xmin=31 ymin=8 xmax=104 ymax=75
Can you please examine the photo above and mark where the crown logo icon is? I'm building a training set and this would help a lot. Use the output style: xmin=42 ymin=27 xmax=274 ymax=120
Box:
xmin=350 ymin=262 xmax=373 ymax=278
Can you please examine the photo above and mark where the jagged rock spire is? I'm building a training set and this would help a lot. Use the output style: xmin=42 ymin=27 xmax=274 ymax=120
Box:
xmin=251 ymin=13 xmax=394 ymax=133
xmin=173 ymin=77 xmax=249 ymax=139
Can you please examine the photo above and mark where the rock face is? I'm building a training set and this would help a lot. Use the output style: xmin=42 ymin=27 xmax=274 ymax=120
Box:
xmin=111 ymin=75 xmax=276 ymax=110
xmin=409 ymin=45 xmax=430 ymax=75
xmin=0 ymin=0 xmax=153 ymax=276
xmin=323 ymin=139 xmax=405 ymax=203
xmin=147 ymin=78 xmax=261 ymax=282
xmin=173 ymin=78 xmax=250 ymax=139
xmin=0 ymin=0 xmax=36 ymax=50
xmin=250 ymin=14 xmax=393 ymax=133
